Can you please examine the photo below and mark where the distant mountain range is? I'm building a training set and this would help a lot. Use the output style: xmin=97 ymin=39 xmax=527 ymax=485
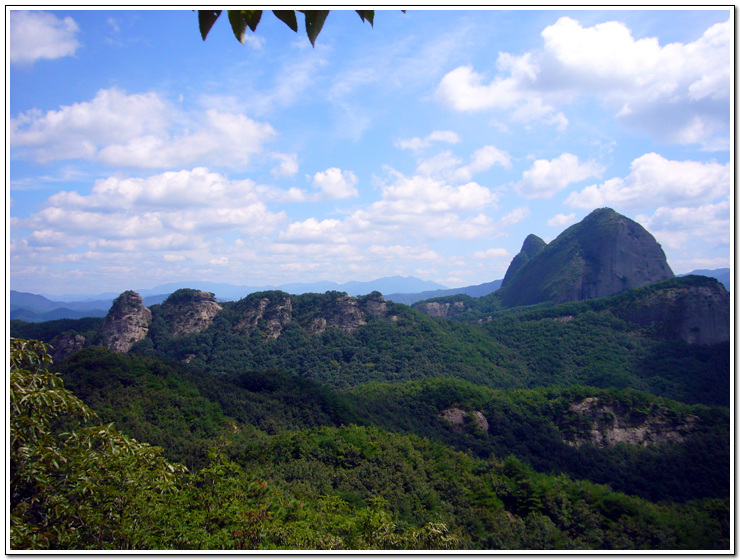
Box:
xmin=10 ymin=276 xmax=445 ymax=322
xmin=9 ymin=268 xmax=730 ymax=323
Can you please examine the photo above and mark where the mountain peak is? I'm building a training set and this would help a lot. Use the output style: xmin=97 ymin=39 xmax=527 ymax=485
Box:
xmin=498 ymin=208 xmax=674 ymax=307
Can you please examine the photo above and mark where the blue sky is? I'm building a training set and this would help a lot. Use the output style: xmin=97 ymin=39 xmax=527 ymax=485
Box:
xmin=8 ymin=8 xmax=733 ymax=296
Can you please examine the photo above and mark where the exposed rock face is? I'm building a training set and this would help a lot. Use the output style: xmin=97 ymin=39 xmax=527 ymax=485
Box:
xmin=234 ymin=292 xmax=293 ymax=340
xmin=616 ymin=277 xmax=730 ymax=345
xmin=160 ymin=289 xmax=223 ymax=338
xmin=360 ymin=292 xmax=389 ymax=317
xmin=51 ymin=332 xmax=86 ymax=360
xmin=416 ymin=300 xmax=467 ymax=318
xmin=440 ymin=407 xmax=489 ymax=433
xmin=323 ymin=295 xmax=367 ymax=333
xmin=501 ymin=234 xmax=547 ymax=288
xmin=99 ymin=291 xmax=152 ymax=353
xmin=564 ymin=397 xmax=697 ymax=448
xmin=498 ymin=208 xmax=674 ymax=307
xmin=233 ymin=291 xmax=393 ymax=339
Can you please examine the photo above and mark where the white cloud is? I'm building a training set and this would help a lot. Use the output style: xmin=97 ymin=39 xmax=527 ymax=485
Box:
xmin=499 ymin=206 xmax=531 ymax=227
xmin=271 ymin=153 xmax=299 ymax=178
xmin=311 ymin=168 xmax=359 ymax=200
xmin=10 ymin=88 xmax=169 ymax=162
xmin=516 ymin=153 xmax=604 ymax=198
xmin=636 ymin=200 xmax=730 ymax=249
xmin=279 ymin=218 xmax=347 ymax=244
xmin=547 ymin=213 xmax=577 ymax=227
xmin=368 ymin=245 xmax=440 ymax=261
xmin=416 ymin=145 xmax=511 ymax=183
xmin=435 ymin=15 xmax=731 ymax=148
xmin=15 ymin=168 xmax=288 ymax=260
xmin=97 ymin=109 xmax=276 ymax=169
xmin=539 ymin=16 xmax=731 ymax=148
xmin=10 ymin=88 xmax=277 ymax=168
xmin=472 ymin=248 xmax=511 ymax=259
xmin=565 ymin=153 xmax=730 ymax=210
xmin=395 ymin=130 xmax=461 ymax=151
xmin=10 ymin=10 xmax=80 ymax=64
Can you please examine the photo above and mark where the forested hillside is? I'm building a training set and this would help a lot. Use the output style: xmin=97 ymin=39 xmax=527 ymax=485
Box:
xmin=9 ymin=273 xmax=730 ymax=550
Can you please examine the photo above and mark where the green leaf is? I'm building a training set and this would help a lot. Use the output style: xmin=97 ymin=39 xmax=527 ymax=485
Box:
xmin=302 ymin=10 xmax=330 ymax=47
xmin=227 ymin=10 xmax=263 ymax=44
xmin=198 ymin=10 xmax=222 ymax=41
xmin=273 ymin=10 xmax=298 ymax=32
xmin=356 ymin=10 xmax=374 ymax=27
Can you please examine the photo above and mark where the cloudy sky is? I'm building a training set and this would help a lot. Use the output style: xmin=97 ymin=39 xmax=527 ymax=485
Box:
xmin=8 ymin=8 xmax=732 ymax=296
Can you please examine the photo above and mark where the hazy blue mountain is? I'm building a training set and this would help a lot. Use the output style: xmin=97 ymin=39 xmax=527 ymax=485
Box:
xmin=10 ymin=277 xmax=450 ymax=321
xmin=386 ymin=280 xmax=503 ymax=306
xmin=10 ymin=307 xmax=108 ymax=322
xmin=681 ymin=268 xmax=730 ymax=291
xmin=10 ymin=290 xmax=169 ymax=322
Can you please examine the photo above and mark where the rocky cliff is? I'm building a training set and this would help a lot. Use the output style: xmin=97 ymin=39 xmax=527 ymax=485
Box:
xmin=415 ymin=300 xmax=467 ymax=318
xmin=159 ymin=289 xmax=223 ymax=338
xmin=99 ymin=291 xmax=152 ymax=352
xmin=613 ymin=276 xmax=730 ymax=345
xmin=233 ymin=291 xmax=293 ymax=340
xmin=563 ymin=397 xmax=697 ymax=448
xmin=497 ymin=208 xmax=674 ymax=307
xmin=232 ymin=290 xmax=394 ymax=340
xmin=440 ymin=407 xmax=489 ymax=433
xmin=50 ymin=332 xmax=86 ymax=361
xmin=501 ymin=234 xmax=547 ymax=288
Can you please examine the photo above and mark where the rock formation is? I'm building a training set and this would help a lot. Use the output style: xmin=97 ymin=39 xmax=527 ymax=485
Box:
xmin=99 ymin=291 xmax=152 ymax=353
xmin=415 ymin=300 xmax=467 ymax=318
xmin=232 ymin=290 xmax=393 ymax=339
xmin=159 ymin=289 xmax=223 ymax=338
xmin=614 ymin=276 xmax=730 ymax=345
xmin=234 ymin=292 xmax=293 ymax=340
xmin=440 ymin=407 xmax=489 ymax=433
xmin=51 ymin=332 xmax=86 ymax=361
xmin=497 ymin=208 xmax=674 ymax=307
xmin=318 ymin=294 xmax=367 ymax=334
xmin=563 ymin=397 xmax=697 ymax=448
xmin=501 ymin=234 xmax=547 ymax=288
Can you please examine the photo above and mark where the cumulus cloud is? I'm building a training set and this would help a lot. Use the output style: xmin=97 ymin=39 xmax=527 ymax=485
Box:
xmin=565 ymin=153 xmax=730 ymax=210
xmin=15 ymin=168 xmax=288 ymax=260
xmin=516 ymin=153 xmax=604 ymax=199
xmin=435 ymin=15 xmax=730 ymax=148
xmin=98 ymin=109 xmax=276 ymax=168
xmin=547 ymin=213 xmax=577 ymax=227
xmin=311 ymin=168 xmax=359 ymax=200
xmin=539 ymin=16 xmax=731 ymax=148
xmin=10 ymin=10 xmax=80 ymax=65
xmin=395 ymin=130 xmax=461 ymax=151
xmin=10 ymin=88 xmax=276 ymax=168
xmin=416 ymin=145 xmax=511 ymax=183
xmin=435 ymin=60 xmax=568 ymax=130
xmin=637 ymin=200 xmax=730 ymax=250
xmin=472 ymin=248 xmax=511 ymax=259
xmin=271 ymin=153 xmax=299 ymax=178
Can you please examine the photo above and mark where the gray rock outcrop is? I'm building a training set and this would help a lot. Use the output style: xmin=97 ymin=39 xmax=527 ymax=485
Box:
xmin=234 ymin=292 xmax=293 ymax=340
xmin=159 ymin=289 xmax=223 ymax=338
xmin=99 ymin=291 xmax=152 ymax=353
xmin=616 ymin=277 xmax=730 ymax=345
xmin=564 ymin=397 xmax=697 ymax=448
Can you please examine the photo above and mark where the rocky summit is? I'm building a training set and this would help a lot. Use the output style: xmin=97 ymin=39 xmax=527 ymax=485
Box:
xmin=99 ymin=290 xmax=152 ymax=353
xmin=497 ymin=208 xmax=674 ymax=307
xmin=160 ymin=289 xmax=223 ymax=338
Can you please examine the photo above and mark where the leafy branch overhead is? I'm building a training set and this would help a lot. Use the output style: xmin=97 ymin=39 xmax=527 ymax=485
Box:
xmin=199 ymin=9 xmax=386 ymax=47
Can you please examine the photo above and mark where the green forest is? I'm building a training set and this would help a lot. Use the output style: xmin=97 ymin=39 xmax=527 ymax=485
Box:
xmin=9 ymin=278 xmax=730 ymax=550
